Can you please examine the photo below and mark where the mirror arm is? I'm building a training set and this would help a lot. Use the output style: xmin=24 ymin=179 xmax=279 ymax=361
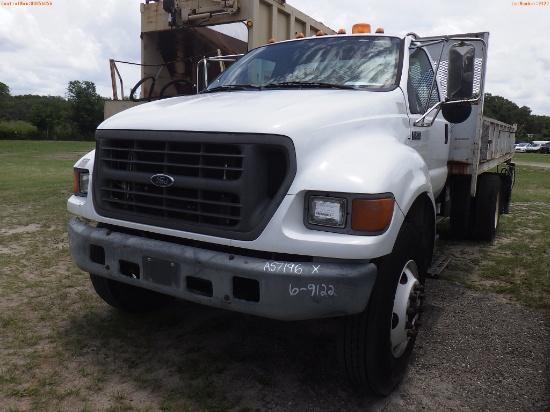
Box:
xmin=413 ymin=101 xmax=443 ymax=127
xmin=468 ymin=94 xmax=482 ymax=104
xmin=414 ymin=94 xmax=483 ymax=127
xmin=446 ymin=95 xmax=482 ymax=106
xmin=412 ymin=36 xmax=486 ymax=49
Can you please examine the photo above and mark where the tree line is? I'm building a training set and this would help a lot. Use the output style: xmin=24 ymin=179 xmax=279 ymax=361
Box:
xmin=1 ymin=80 xmax=549 ymax=141
xmin=483 ymin=94 xmax=550 ymax=141
xmin=0 ymin=81 xmax=103 ymax=141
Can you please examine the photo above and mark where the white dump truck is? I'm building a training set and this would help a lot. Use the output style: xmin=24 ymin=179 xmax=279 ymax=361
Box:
xmin=68 ymin=0 xmax=516 ymax=395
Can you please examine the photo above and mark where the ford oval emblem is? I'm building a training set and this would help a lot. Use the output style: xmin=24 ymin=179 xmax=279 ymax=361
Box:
xmin=150 ymin=174 xmax=174 ymax=188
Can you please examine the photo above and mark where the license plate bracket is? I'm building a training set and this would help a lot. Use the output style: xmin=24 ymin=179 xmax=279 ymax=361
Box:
xmin=142 ymin=256 xmax=180 ymax=287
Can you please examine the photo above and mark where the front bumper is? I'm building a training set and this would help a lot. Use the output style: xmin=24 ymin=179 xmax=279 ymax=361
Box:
xmin=68 ymin=217 xmax=377 ymax=321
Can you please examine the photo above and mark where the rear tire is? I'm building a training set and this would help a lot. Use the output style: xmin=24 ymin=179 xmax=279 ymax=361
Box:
xmin=90 ymin=274 xmax=173 ymax=313
xmin=339 ymin=223 xmax=426 ymax=395
xmin=474 ymin=173 xmax=501 ymax=241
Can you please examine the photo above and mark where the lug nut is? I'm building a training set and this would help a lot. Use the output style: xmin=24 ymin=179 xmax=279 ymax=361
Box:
xmin=407 ymin=329 xmax=418 ymax=337
xmin=407 ymin=307 xmax=417 ymax=316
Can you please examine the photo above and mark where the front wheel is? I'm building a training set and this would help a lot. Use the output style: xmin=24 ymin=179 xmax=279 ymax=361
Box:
xmin=339 ymin=223 xmax=426 ymax=395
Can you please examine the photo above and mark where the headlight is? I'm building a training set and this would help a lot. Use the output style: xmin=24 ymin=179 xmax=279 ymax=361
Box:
xmin=307 ymin=196 xmax=347 ymax=228
xmin=304 ymin=191 xmax=394 ymax=235
xmin=73 ymin=168 xmax=90 ymax=197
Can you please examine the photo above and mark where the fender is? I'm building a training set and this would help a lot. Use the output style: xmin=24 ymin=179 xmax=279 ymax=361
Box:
xmin=283 ymin=131 xmax=434 ymax=258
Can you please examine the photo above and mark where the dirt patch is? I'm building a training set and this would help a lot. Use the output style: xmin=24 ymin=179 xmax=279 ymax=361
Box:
xmin=514 ymin=161 xmax=550 ymax=169
xmin=0 ymin=223 xmax=41 ymax=235
xmin=33 ymin=151 xmax=94 ymax=161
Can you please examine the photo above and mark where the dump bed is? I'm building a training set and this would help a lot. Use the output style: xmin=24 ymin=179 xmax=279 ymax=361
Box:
xmin=447 ymin=114 xmax=516 ymax=177
xmin=477 ymin=116 xmax=516 ymax=171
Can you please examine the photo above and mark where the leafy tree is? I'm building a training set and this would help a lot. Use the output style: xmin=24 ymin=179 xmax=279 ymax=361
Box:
xmin=526 ymin=115 xmax=550 ymax=139
xmin=0 ymin=82 xmax=11 ymax=121
xmin=29 ymin=97 xmax=69 ymax=139
xmin=484 ymin=93 xmax=532 ymax=140
xmin=67 ymin=80 xmax=104 ymax=140
xmin=0 ymin=82 xmax=10 ymax=98
xmin=484 ymin=93 xmax=519 ymax=125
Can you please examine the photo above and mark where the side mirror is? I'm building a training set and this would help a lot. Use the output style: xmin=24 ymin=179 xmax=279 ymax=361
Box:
xmin=446 ymin=42 xmax=475 ymax=100
xmin=441 ymin=101 xmax=472 ymax=124
xmin=442 ymin=42 xmax=476 ymax=123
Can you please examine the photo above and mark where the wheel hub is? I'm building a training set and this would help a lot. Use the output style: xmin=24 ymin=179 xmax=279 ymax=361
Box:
xmin=391 ymin=259 xmax=424 ymax=358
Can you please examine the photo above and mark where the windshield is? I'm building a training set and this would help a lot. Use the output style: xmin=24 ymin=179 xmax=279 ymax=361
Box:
xmin=206 ymin=36 xmax=402 ymax=91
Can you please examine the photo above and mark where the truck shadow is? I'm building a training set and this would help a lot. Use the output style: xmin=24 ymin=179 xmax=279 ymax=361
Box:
xmin=61 ymin=297 xmax=387 ymax=410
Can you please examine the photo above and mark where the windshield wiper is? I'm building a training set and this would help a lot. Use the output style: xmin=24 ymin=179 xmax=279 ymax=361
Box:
xmin=264 ymin=81 xmax=356 ymax=90
xmin=202 ymin=84 xmax=262 ymax=93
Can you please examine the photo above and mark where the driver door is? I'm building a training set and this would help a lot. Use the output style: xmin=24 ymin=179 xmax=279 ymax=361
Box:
xmin=406 ymin=47 xmax=449 ymax=198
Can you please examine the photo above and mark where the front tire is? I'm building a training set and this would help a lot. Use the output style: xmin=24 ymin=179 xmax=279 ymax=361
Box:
xmin=90 ymin=274 xmax=173 ymax=313
xmin=339 ymin=223 xmax=426 ymax=395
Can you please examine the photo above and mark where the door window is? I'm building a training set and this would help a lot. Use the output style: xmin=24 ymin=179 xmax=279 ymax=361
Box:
xmin=408 ymin=48 xmax=439 ymax=114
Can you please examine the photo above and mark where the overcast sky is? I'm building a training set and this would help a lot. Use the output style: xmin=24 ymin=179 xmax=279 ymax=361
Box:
xmin=1 ymin=0 xmax=549 ymax=115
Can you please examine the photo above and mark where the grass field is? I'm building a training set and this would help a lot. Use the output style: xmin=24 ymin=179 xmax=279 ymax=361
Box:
xmin=513 ymin=151 xmax=550 ymax=165
xmin=0 ymin=141 xmax=549 ymax=411
xmin=436 ymin=152 xmax=550 ymax=311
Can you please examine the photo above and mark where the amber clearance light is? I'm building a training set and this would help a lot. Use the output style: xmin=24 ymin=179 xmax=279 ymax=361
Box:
xmin=352 ymin=23 xmax=371 ymax=34
xmin=351 ymin=197 xmax=394 ymax=232
xmin=73 ymin=168 xmax=90 ymax=197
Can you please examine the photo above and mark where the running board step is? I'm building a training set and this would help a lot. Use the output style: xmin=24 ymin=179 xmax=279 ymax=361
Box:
xmin=427 ymin=254 xmax=452 ymax=278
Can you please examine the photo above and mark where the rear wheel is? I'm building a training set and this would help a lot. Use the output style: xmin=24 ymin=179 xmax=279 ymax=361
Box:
xmin=90 ymin=274 xmax=173 ymax=313
xmin=339 ymin=223 xmax=426 ymax=395
xmin=474 ymin=173 xmax=502 ymax=241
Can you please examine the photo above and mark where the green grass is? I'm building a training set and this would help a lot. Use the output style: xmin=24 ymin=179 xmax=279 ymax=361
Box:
xmin=0 ymin=140 xmax=549 ymax=410
xmin=0 ymin=140 xmax=97 ymax=411
xmin=436 ymin=155 xmax=550 ymax=312
xmin=509 ymin=164 xmax=550 ymax=203
xmin=0 ymin=140 xmax=245 ymax=411
xmin=513 ymin=151 xmax=550 ymax=164
xmin=478 ymin=165 xmax=550 ymax=310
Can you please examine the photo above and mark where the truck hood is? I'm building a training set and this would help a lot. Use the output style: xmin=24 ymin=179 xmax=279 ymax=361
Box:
xmin=99 ymin=89 xmax=416 ymax=197
xmin=99 ymin=89 xmax=408 ymax=137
